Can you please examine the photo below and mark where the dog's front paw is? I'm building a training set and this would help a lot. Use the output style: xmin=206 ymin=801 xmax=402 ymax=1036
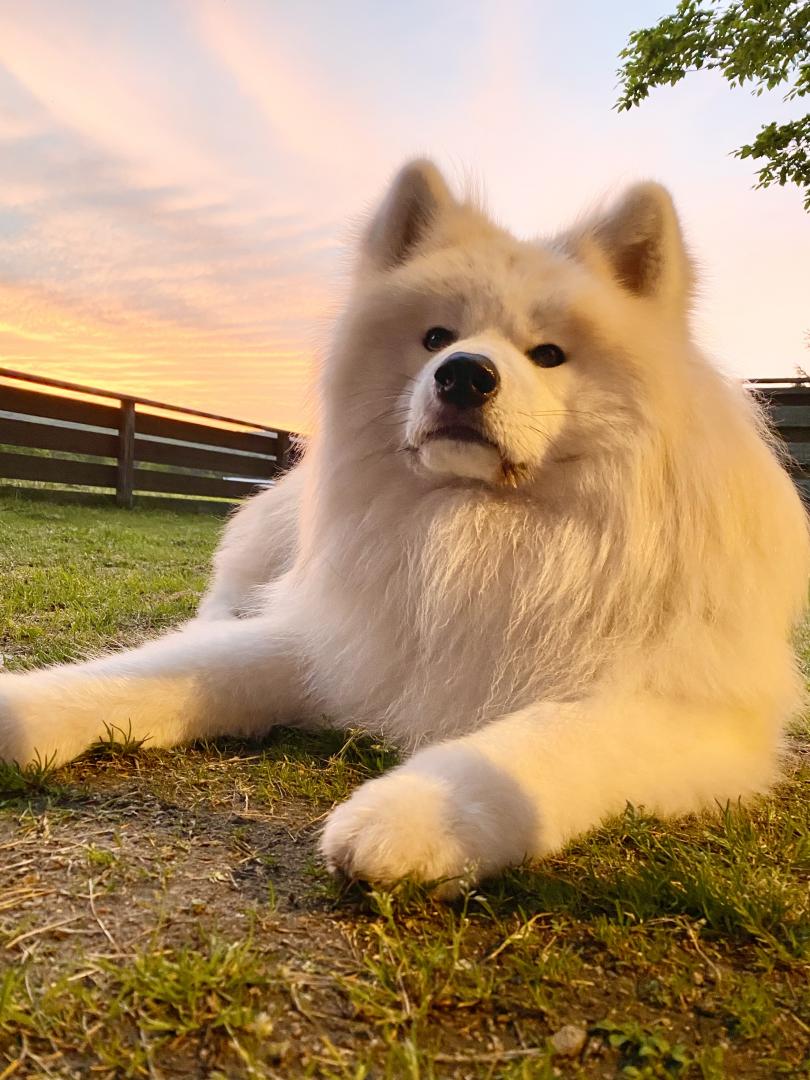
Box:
xmin=320 ymin=750 xmax=537 ymax=894
xmin=320 ymin=770 xmax=476 ymax=892
xmin=0 ymin=677 xmax=34 ymax=766
xmin=0 ymin=673 xmax=79 ymax=767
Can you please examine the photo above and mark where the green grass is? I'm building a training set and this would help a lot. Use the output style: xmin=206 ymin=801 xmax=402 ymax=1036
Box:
xmin=0 ymin=494 xmax=219 ymax=666
xmin=0 ymin=492 xmax=808 ymax=1078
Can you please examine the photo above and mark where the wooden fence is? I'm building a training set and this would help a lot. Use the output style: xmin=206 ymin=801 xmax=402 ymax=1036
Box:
xmin=748 ymin=377 xmax=810 ymax=499
xmin=1 ymin=369 xmax=809 ymax=512
xmin=0 ymin=367 xmax=295 ymax=513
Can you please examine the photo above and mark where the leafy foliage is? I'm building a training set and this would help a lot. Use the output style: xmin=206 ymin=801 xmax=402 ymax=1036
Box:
xmin=616 ymin=0 xmax=810 ymax=208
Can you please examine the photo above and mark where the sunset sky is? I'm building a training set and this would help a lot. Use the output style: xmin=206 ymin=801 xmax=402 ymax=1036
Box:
xmin=0 ymin=0 xmax=807 ymax=433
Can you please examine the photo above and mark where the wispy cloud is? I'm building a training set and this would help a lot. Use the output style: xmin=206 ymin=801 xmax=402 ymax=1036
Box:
xmin=192 ymin=1 xmax=388 ymax=188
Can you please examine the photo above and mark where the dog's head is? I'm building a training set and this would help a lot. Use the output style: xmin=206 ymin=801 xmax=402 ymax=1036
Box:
xmin=325 ymin=160 xmax=695 ymax=491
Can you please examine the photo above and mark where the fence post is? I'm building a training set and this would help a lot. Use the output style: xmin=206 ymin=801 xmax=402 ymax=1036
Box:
xmin=275 ymin=430 xmax=291 ymax=474
xmin=116 ymin=399 xmax=135 ymax=508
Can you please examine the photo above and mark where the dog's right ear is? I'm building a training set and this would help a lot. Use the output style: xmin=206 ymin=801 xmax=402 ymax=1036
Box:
xmin=362 ymin=160 xmax=455 ymax=270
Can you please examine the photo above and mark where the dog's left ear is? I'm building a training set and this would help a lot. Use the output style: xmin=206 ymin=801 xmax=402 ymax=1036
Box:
xmin=570 ymin=183 xmax=693 ymax=313
xmin=362 ymin=159 xmax=456 ymax=270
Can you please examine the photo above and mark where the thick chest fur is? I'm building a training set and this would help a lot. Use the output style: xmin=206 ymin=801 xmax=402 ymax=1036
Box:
xmin=297 ymin=496 xmax=612 ymax=746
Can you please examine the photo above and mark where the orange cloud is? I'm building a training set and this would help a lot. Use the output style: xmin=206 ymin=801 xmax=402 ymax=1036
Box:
xmin=0 ymin=282 xmax=317 ymax=432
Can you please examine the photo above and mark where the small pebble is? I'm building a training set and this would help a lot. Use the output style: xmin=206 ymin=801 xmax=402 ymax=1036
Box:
xmin=550 ymin=1024 xmax=587 ymax=1057
xmin=246 ymin=1011 xmax=275 ymax=1038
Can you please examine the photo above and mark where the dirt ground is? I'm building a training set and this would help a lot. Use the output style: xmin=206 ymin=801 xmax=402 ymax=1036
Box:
xmin=1 ymin=497 xmax=808 ymax=1078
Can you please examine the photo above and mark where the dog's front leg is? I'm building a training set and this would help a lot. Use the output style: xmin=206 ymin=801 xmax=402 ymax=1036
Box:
xmin=0 ymin=614 xmax=310 ymax=767
xmin=321 ymin=694 xmax=780 ymax=891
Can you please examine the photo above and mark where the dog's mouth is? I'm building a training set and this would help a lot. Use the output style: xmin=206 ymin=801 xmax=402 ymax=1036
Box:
xmin=421 ymin=424 xmax=496 ymax=449
xmin=411 ymin=423 xmax=528 ymax=488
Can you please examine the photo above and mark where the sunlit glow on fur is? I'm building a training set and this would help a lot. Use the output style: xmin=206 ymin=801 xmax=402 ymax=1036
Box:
xmin=1 ymin=160 xmax=807 ymax=893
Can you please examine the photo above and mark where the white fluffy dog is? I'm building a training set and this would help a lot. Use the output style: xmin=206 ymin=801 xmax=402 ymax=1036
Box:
xmin=2 ymin=161 xmax=808 ymax=890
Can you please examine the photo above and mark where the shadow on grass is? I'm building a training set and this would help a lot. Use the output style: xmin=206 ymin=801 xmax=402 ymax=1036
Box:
xmin=352 ymin=796 xmax=810 ymax=960
xmin=4 ymin=728 xmax=808 ymax=962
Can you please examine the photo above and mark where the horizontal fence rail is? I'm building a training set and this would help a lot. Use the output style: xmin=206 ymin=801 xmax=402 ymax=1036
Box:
xmin=0 ymin=367 xmax=296 ymax=513
xmin=1 ymin=368 xmax=809 ymax=511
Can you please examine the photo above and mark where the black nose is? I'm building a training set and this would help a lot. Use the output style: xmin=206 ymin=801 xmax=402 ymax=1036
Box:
xmin=434 ymin=353 xmax=500 ymax=408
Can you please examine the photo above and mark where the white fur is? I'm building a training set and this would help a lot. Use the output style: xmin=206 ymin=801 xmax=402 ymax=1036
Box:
xmin=1 ymin=161 xmax=807 ymax=891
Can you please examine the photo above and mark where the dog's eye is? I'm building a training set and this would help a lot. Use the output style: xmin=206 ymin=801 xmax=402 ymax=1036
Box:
xmin=423 ymin=326 xmax=457 ymax=352
xmin=528 ymin=343 xmax=566 ymax=368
